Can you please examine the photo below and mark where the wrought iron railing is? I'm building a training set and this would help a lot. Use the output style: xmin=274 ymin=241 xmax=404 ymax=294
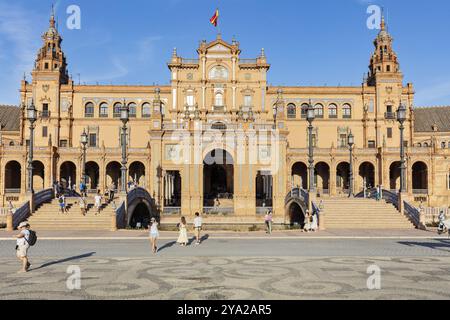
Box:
xmin=404 ymin=202 xmax=421 ymax=227
xmin=5 ymin=189 xmax=21 ymax=194
xmin=413 ymin=189 xmax=428 ymax=195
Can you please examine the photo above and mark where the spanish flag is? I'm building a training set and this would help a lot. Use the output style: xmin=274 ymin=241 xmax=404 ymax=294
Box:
xmin=210 ymin=9 xmax=219 ymax=27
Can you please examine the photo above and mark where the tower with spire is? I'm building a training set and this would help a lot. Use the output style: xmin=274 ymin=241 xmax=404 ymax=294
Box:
xmin=32 ymin=7 xmax=68 ymax=83
xmin=367 ymin=15 xmax=402 ymax=86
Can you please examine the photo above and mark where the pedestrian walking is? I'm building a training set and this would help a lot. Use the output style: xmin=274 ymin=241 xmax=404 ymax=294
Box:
xmin=177 ymin=216 xmax=188 ymax=246
xmin=79 ymin=181 xmax=86 ymax=197
xmin=193 ymin=212 xmax=203 ymax=245
xmin=58 ymin=194 xmax=67 ymax=214
xmin=149 ymin=217 xmax=159 ymax=254
xmin=94 ymin=190 xmax=103 ymax=215
xmin=79 ymin=196 xmax=87 ymax=216
xmin=265 ymin=211 xmax=273 ymax=234
xmin=15 ymin=222 xmax=34 ymax=273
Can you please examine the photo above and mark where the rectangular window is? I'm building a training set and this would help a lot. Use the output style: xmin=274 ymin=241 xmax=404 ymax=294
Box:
xmin=339 ymin=134 xmax=347 ymax=148
xmin=89 ymin=134 xmax=97 ymax=148
xmin=387 ymin=128 xmax=393 ymax=139
xmin=42 ymin=103 xmax=50 ymax=118
xmin=186 ymin=95 xmax=194 ymax=106
xmin=45 ymin=63 xmax=49 ymax=70
xmin=42 ymin=126 xmax=48 ymax=138
xmin=368 ymin=140 xmax=376 ymax=148
xmin=244 ymin=95 xmax=252 ymax=107
xmin=59 ymin=140 xmax=68 ymax=148
xmin=386 ymin=105 xmax=393 ymax=113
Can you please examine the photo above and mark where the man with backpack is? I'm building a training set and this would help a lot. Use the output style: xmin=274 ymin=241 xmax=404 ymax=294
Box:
xmin=15 ymin=222 xmax=37 ymax=273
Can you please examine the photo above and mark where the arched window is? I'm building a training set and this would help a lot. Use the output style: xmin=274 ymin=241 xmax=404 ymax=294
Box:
xmin=442 ymin=142 xmax=446 ymax=149
xmin=301 ymin=104 xmax=309 ymax=119
xmin=314 ymin=104 xmax=324 ymax=118
xmin=417 ymin=143 xmax=422 ymax=147
xmin=113 ymin=102 xmax=122 ymax=118
xmin=128 ymin=103 xmax=137 ymax=118
xmin=343 ymin=104 xmax=352 ymax=119
xmin=99 ymin=103 xmax=108 ymax=118
xmin=209 ymin=66 xmax=229 ymax=80
xmin=142 ymin=103 xmax=151 ymax=118
xmin=211 ymin=122 xmax=227 ymax=130
xmin=287 ymin=104 xmax=296 ymax=119
xmin=423 ymin=143 xmax=429 ymax=148
xmin=85 ymin=102 xmax=94 ymax=118
xmin=215 ymin=92 xmax=224 ymax=107
xmin=328 ymin=104 xmax=338 ymax=118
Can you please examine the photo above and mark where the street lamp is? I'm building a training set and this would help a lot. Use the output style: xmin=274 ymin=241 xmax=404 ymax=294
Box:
xmin=120 ymin=100 xmax=129 ymax=193
xmin=27 ymin=100 xmax=37 ymax=194
xmin=306 ymin=101 xmax=316 ymax=193
xmin=80 ymin=129 xmax=88 ymax=186
xmin=397 ymin=103 xmax=407 ymax=193
xmin=348 ymin=131 xmax=355 ymax=198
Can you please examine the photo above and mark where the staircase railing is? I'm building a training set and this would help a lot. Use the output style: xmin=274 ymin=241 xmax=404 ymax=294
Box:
xmin=13 ymin=202 xmax=30 ymax=229
xmin=12 ymin=188 xmax=54 ymax=229
xmin=403 ymin=201 xmax=421 ymax=227
xmin=285 ymin=188 xmax=308 ymax=205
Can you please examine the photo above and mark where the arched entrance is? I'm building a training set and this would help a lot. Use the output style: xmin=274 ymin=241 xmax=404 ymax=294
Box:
xmin=32 ymin=161 xmax=45 ymax=191
xmin=203 ymin=149 xmax=234 ymax=207
xmin=389 ymin=161 xmax=401 ymax=190
xmin=315 ymin=162 xmax=330 ymax=193
xmin=129 ymin=202 xmax=152 ymax=229
xmin=60 ymin=161 xmax=76 ymax=190
xmin=85 ymin=162 xmax=100 ymax=191
xmin=359 ymin=162 xmax=375 ymax=191
xmin=412 ymin=161 xmax=428 ymax=192
xmin=287 ymin=202 xmax=305 ymax=227
xmin=129 ymin=161 xmax=146 ymax=187
xmin=256 ymin=171 xmax=273 ymax=207
xmin=5 ymin=161 xmax=21 ymax=192
xmin=292 ymin=162 xmax=307 ymax=190
xmin=106 ymin=161 xmax=122 ymax=190
xmin=336 ymin=162 xmax=350 ymax=193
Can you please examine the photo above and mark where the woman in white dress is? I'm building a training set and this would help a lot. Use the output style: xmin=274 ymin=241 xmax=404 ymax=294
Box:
xmin=310 ymin=211 xmax=318 ymax=232
xmin=177 ymin=217 xmax=188 ymax=246
xmin=303 ymin=210 xmax=311 ymax=232
xmin=149 ymin=217 xmax=159 ymax=254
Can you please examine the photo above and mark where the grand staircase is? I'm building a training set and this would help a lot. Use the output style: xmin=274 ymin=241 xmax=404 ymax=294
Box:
xmin=321 ymin=197 xmax=414 ymax=229
xmin=28 ymin=197 xmax=116 ymax=230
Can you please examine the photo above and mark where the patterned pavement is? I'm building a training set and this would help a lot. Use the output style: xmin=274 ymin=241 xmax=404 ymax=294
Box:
xmin=0 ymin=237 xmax=450 ymax=300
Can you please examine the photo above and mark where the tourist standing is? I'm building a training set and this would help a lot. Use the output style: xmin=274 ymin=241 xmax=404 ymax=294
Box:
xmin=193 ymin=212 xmax=203 ymax=245
xmin=79 ymin=196 xmax=86 ymax=216
xmin=177 ymin=217 xmax=188 ymax=247
xmin=265 ymin=211 xmax=273 ymax=234
xmin=310 ymin=211 xmax=318 ymax=232
xmin=149 ymin=217 xmax=159 ymax=254
xmin=303 ymin=210 xmax=311 ymax=232
xmin=15 ymin=222 xmax=31 ymax=273
xmin=94 ymin=190 xmax=103 ymax=215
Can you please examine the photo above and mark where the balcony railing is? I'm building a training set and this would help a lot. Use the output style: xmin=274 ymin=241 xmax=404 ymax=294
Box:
xmin=256 ymin=207 xmax=273 ymax=215
xmin=384 ymin=112 xmax=396 ymax=120
xmin=203 ymin=207 xmax=234 ymax=215
xmin=413 ymin=189 xmax=428 ymax=195
xmin=163 ymin=207 xmax=181 ymax=215
xmin=213 ymin=105 xmax=226 ymax=112
xmin=40 ymin=110 xmax=51 ymax=118
xmin=5 ymin=189 xmax=21 ymax=194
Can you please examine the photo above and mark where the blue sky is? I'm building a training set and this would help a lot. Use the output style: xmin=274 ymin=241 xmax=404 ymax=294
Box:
xmin=0 ymin=0 xmax=449 ymax=106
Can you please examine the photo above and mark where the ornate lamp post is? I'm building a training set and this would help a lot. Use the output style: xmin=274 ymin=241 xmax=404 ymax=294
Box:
xmin=27 ymin=101 xmax=37 ymax=194
xmin=120 ymin=101 xmax=129 ymax=193
xmin=80 ymin=130 xmax=88 ymax=186
xmin=306 ymin=101 xmax=316 ymax=194
xmin=348 ymin=132 xmax=355 ymax=198
xmin=397 ymin=103 xmax=407 ymax=193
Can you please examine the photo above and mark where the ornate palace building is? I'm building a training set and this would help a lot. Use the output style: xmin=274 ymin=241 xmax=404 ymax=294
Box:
xmin=0 ymin=13 xmax=449 ymax=229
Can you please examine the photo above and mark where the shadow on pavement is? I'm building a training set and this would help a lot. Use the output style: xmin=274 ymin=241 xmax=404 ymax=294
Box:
xmin=158 ymin=241 xmax=176 ymax=252
xmin=398 ymin=239 xmax=450 ymax=253
xmin=32 ymin=252 xmax=96 ymax=270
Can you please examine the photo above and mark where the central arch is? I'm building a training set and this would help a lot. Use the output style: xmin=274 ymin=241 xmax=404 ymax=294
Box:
xmin=287 ymin=201 xmax=306 ymax=227
xmin=203 ymin=149 xmax=234 ymax=207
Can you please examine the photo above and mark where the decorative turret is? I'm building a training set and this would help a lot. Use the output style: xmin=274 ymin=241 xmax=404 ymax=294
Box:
xmin=33 ymin=8 xmax=68 ymax=83
xmin=367 ymin=16 xmax=401 ymax=86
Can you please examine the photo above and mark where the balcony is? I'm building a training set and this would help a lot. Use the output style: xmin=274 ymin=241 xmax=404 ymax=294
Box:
xmin=40 ymin=110 xmax=51 ymax=118
xmin=212 ymin=105 xmax=226 ymax=113
xmin=384 ymin=112 xmax=396 ymax=120
xmin=329 ymin=114 xmax=338 ymax=119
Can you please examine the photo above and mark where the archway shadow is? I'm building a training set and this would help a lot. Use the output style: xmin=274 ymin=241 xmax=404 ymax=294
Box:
xmin=398 ymin=239 xmax=450 ymax=253
xmin=32 ymin=252 xmax=96 ymax=271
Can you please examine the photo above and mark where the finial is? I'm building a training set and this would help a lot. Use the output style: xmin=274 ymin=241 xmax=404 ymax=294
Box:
xmin=260 ymin=48 xmax=265 ymax=58
xmin=50 ymin=4 xmax=56 ymax=28
xmin=380 ymin=15 xmax=386 ymax=31
xmin=155 ymin=88 xmax=161 ymax=99
xmin=172 ymin=47 xmax=177 ymax=57
xmin=217 ymin=33 xmax=222 ymax=40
